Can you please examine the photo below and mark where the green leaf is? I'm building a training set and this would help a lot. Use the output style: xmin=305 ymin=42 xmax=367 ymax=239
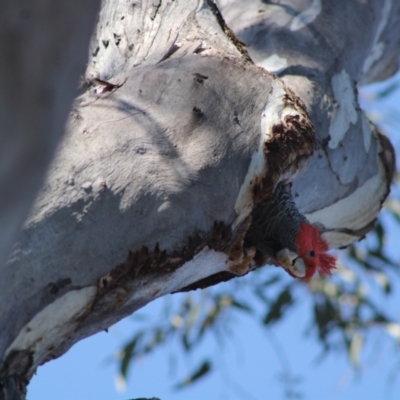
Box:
xmin=120 ymin=331 xmax=144 ymax=378
xmin=373 ymin=222 xmax=384 ymax=249
xmin=254 ymin=288 xmax=271 ymax=304
xmin=313 ymin=298 xmax=336 ymax=342
xmin=173 ymin=360 xmax=212 ymax=390
xmin=181 ymin=330 xmax=192 ymax=352
xmin=230 ymin=299 xmax=253 ymax=314
xmin=144 ymin=328 xmax=165 ymax=353
xmin=260 ymin=274 xmax=282 ymax=287
xmin=195 ymin=305 xmax=221 ymax=345
xmin=130 ymin=313 xmax=150 ymax=322
xmin=263 ymin=287 xmax=293 ymax=326
xmin=375 ymin=81 xmax=400 ymax=99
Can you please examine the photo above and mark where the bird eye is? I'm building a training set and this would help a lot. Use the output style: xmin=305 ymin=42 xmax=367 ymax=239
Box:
xmin=308 ymin=250 xmax=315 ymax=258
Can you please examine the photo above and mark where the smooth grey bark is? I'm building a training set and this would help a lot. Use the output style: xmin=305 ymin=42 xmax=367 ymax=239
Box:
xmin=0 ymin=0 xmax=100 ymax=397
xmin=0 ymin=0 xmax=397 ymax=397
xmin=0 ymin=0 xmax=100 ymax=268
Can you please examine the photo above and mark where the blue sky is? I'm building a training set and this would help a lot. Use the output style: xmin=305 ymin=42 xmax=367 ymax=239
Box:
xmin=27 ymin=279 xmax=400 ymax=400
xmin=27 ymin=74 xmax=400 ymax=400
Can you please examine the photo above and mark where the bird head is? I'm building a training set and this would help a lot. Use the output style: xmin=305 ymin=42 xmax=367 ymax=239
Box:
xmin=276 ymin=221 xmax=336 ymax=280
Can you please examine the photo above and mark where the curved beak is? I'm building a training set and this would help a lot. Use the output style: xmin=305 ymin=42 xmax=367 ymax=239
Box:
xmin=276 ymin=248 xmax=306 ymax=278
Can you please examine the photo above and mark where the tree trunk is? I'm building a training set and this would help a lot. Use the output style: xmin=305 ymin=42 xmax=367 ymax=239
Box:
xmin=0 ymin=1 xmax=100 ymax=398
xmin=0 ymin=0 xmax=100 ymax=269
xmin=0 ymin=0 xmax=397 ymax=397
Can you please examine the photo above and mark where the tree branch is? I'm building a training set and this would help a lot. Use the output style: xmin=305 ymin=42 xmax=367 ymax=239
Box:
xmin=0 ymin=0 xmax=397 ymax=395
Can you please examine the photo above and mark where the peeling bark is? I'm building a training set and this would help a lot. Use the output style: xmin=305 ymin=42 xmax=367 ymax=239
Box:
xmin=0 ymin=0 xmax=397 ymax=396
xmin=218 ymin=0 xmax=396 ymax=247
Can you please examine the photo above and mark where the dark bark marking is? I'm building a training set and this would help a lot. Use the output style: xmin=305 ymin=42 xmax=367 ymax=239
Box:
xmin=95 ymin=221 xmax=234 ymax=301
xmin=192 ymin=106 xmax=204 ymax=116
xmin=150 ymin=0 xmax=161 ymax=20
xmin=377 ymin=132 xmax=395 ymax=203
xmin=177 ymin=270 xmax=237 ymax=292
xmin=193 ymin=44 xmax=206 ymax=54
xmin=213 ymin=87 xmax=317 ymax=273
xmin=0 ymin=374 xmax=27 ymax=400
xmin=233 ymin=111 xmax=241 ymax=126
xmin=47 ymin=278 xmax=72 ymax=295
xmin=0 ymin=350 xmax=34 ymax=394
xmin=91 ymin=77 xmax=127 ymax=94
xmin=92 ymin=46 xmax=99 ymax=57
xmin=193 ymin=73 xmax=208 ymax=83
xmin=206 ymin=0 xmax=252 ymax=63
xmin=178 ymin=219 xmax=255 ymax=292
xmin=135 ymin=147 xmax=147 ymax=155
xmin=256 ymin=89 xmax=316 ymax=204
xmin=157 ymin=38 xmax=181 ymax=63
xmin=113 ymin=33 xmax=121 ymax=46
